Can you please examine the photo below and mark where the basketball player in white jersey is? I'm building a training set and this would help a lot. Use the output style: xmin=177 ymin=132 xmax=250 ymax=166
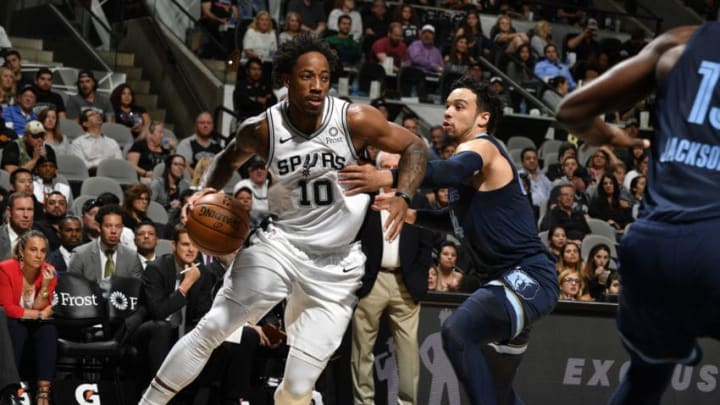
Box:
xmin=140 ymin=33 xmax=427 ymax=405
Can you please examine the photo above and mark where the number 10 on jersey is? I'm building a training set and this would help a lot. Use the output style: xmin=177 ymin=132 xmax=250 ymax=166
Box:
xmin=298 ymin=179 xmax=334 ymax=206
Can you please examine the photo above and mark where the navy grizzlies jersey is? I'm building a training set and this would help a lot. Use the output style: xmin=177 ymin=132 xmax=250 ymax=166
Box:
xmin=449 ymin=134 xmax=551 ymax=276
xmin=646 ymin=22 xmax=720 ymax=222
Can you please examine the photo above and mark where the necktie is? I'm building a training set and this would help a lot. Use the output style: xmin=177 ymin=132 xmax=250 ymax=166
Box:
xmin=104 ymin=250 xmax=115 ymax=278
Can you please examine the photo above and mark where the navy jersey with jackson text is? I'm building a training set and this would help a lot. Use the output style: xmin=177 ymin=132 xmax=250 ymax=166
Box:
xmin=645 ymin=22 xmax=720 ymax=223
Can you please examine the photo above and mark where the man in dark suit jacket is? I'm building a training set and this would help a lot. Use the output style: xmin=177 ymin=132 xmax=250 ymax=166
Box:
xmin=131 ymin=224 xmax=215 ymax=393
xmin=351 ymin=152 xmax=434 ymax=405
xmin=68 ymin=204 xmax=143 ymax=283
xmin=46 ymin=216 xmax=83 ymax=273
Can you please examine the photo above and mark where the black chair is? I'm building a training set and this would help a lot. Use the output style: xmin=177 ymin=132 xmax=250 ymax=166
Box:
xmin=53 ymin=274 xmax=143 ymax=404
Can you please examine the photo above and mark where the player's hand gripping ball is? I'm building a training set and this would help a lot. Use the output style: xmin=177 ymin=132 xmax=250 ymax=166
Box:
xmin=186 ymin=192 xmax=250 ymax=256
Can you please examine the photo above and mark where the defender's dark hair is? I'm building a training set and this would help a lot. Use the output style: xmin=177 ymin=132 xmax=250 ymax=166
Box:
xmin=450 ymin=76 xmax=504 ymax=135
xmin=272 ymin=32 xmax=338 ymax=86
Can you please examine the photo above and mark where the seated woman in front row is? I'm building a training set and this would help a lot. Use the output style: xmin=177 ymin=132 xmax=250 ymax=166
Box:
xmin=0 ymin=230 xmax=58 ymax=405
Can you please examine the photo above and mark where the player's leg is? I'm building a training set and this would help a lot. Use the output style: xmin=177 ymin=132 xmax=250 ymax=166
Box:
xmin=351 ymin=272 xmax=391 ymax=405
xmin=609 ymin=350 xmax=674 ymax=405
xmin=140 ymin=247 xmax=290 ymax=405
xmin=274 ymin=346 xmax=327 ymax=405
xmin=385 ymin=273 xmax=420 ymax=405
xmin=277 ymin=243 xmax=365 ymax=405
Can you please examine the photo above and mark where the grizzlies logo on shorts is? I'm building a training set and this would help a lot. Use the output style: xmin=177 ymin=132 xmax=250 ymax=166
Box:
xmin=503 ymin=268 xmax=540 ymax=301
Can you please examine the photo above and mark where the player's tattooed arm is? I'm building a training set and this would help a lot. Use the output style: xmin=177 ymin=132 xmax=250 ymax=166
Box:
xmin=202 ymin=114 xmax=269 ymax=190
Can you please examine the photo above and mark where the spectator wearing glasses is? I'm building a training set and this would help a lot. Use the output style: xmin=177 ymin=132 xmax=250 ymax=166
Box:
xmin=558 ymin=268 xmax=584 ymax=301
xmin=46 ymin=215 xmax=82 ymax=273
xmin=70 ymin=108 xmax=123 ymax=175
xmin=151 ymin=154 xmax=190 ymax=211
xmin=1 ymin=120 xmax=56 ymax=174
xmin=122 ymin=183 xmax=152 ymax=233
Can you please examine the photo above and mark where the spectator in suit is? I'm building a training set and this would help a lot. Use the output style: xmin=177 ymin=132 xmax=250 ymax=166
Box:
xmin=0 ymin=192 xmax=35 ymax=260
xmin=132 ymin=224 xmax=215 ymax=394
xmin=46 ymin=215 xmax=82 ymax=273
xmin=33 ymin=68 xmax=66 ymax=119
xmin=68 ymin=204 xmax=143 ymax=284
xmin=70 ymin=109 xmax=123 ymax=175
xmin=135 ymin=220 xmax=159 ymax=269
xmin=352 ymin=152 xmax=433 ymax=405
xmin=0 ymin=230 xmax=57 ymax=405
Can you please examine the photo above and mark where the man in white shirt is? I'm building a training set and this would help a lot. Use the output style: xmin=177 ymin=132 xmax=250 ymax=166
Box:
xmin=519 ymin=147 xmax=552 ymax=209
xmin=135 ymin=220 xmax=159 ymax=269
xmin=70 ymin=109 xmax=122 ymax=175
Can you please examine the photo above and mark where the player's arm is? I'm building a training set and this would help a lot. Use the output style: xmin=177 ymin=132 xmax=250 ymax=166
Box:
xmin=556 ymin=26 xmax=696 ymax=147
xmin=347 ymin=104 xmax=428 ymax=240
xmin=201 ymin=114 xmax=269 ymax=190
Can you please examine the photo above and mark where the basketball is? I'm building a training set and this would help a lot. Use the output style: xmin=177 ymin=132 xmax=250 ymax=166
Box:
xmin=186 ymin=192 xmax=250 ymax=256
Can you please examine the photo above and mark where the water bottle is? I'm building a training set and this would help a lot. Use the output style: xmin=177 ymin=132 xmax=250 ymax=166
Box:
xmin=519 ymin=99 xmax=528 ymax=114
xmin=351 ymin=82 xmax=359 ymax=96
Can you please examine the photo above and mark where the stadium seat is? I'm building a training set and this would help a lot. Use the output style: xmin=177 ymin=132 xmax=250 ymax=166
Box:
xmin=152 ymin=162 xmax=165 ymax=179
xmin=80 ymin=177 xmax=124 ymax=203
xmin=146 ymin=200 xmax=169 ymax=225
xmin=0 ymin=169 xmax=9 ymax=191
xmin=538 ymin=139 xmax=565 ymax=160
xmin=507 ymin=136 xmax=535 ymax=151
xmin=586 ymin=217 xmax=618 ymax=242
xmin=96 ymin=158 xmax=139 ymax=186
xmin=101 ymin=122 xmax=134 ymax=151
xmin=155 ymin=239 xmax=173 ymax=257
xmin=59 ymin=118 xmax=84 ymax=140
xmin=56 ymin=154 xmax=89 ymax=183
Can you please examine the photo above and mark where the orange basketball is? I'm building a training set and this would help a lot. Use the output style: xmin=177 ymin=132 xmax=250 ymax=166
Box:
xmin=186 ymin=192 xmax=250 ymax=256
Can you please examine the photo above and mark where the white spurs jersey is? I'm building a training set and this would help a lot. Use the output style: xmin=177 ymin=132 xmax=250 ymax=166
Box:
xmin=265 ymin=96 xmax=370 ymax=250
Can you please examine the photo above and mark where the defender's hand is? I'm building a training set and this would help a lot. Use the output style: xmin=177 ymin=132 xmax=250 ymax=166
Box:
xmin=339 ymin=164 xmax=391 ymax=195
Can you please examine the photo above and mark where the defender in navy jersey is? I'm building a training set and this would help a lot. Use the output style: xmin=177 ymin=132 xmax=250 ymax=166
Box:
xmin=557 ymin=23 xmax=720 ymax=404
xmin=341 ymin=77 xmax=559 ymax=404
xmin=140 ymin=34 xmax=427 ymax=405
